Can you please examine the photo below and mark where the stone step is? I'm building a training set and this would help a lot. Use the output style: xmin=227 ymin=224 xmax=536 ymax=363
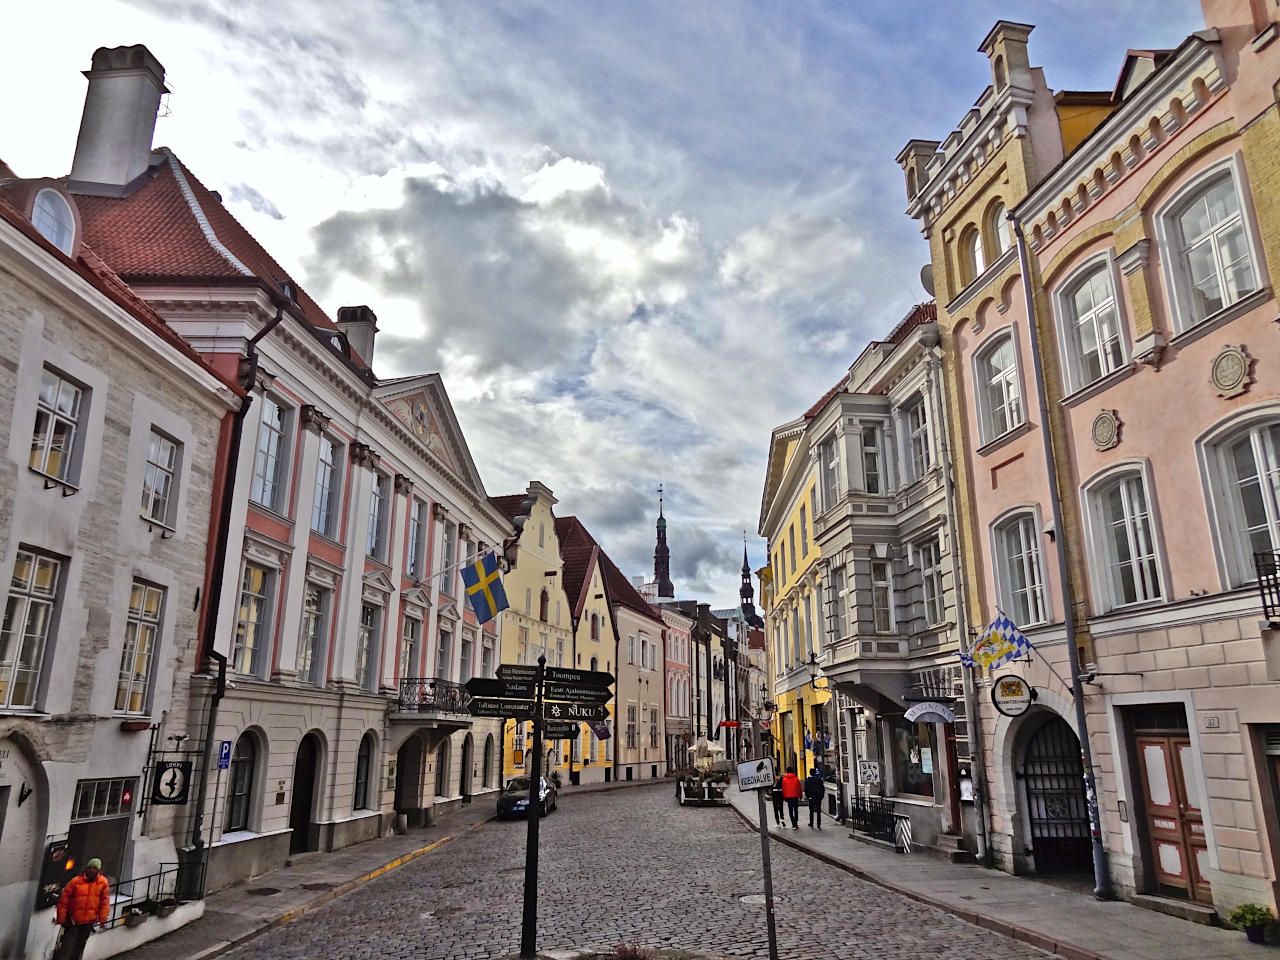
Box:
xmin=926 ymin=835 xmax=975 ymax=863
xmin=1130 ymin=893 xmax=1218 ymax=925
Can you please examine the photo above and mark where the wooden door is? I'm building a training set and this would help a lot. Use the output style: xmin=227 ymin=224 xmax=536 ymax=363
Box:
xmin=1136 ymin=736 xmax=1211 ymax=903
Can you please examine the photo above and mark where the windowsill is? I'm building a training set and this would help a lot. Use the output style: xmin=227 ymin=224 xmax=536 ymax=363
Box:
xmin=309 ymin=528 xmax=344 ymax=549
xmin=1168 ymin=287 xmax=1271 ymax=351
xmin=141 ymin=515 xmax=176 ymax=537
xmin=887 ymin=794 xmax=936 ymax=807
xmin=946 ymin=245 xmax=1019 ymax=315
xmin=28 ymin=466 xmax=79 ymax=495
xmin=0 ymin=706 xmax=46 ymax=717
xmin=213 ymin=827 xmax=290 ymax=847
xmin=1060 ymin=360 xmax=1138 ymax=408
xmin=1096 ymin=596 xmax=1167 ymax=618
xmin=975 ymin=420 xmax=1032 ymax=457
xmin=247 ymin=501 xmax=294 ymax=527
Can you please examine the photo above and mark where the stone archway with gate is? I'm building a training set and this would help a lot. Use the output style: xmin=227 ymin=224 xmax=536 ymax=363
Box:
xmin=0 ymin=734 xmax=49 ymax=960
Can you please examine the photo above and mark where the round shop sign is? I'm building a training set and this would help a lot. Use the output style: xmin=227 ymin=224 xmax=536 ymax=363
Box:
xmin=991 ymin=675 xmax=1036 ymax=717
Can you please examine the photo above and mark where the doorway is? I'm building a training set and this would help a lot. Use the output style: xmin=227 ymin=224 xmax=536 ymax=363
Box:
xmin=395 ymin=734 xmax=424 ymax=826
xmin=1021 ymin=715 xmax=1090 ymax=874
xmin=460 ymin=735 xmax=473 ymax=799
xmin=1131 ymin=705 xmax=1209 ymax=903
xmin=0 ymin=737 xmax=46 ymax=960
xmin=289 ymin=734 xmax=321 ymax=853
xmin=434 ymin=739 xmax=450 ymax=798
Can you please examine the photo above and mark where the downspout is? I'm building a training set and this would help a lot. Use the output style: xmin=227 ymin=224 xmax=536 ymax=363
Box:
xmin=1011 ymin=213 xmax=1112 ymax=899
xmin=924 ymin=339 xmax=991 ymax=865
xmin=189 ymin=297 xmax=287 ymax=875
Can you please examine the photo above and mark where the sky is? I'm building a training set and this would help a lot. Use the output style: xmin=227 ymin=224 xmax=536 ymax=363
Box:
xmin=4 ymin=0 xmax=1203 ymax=605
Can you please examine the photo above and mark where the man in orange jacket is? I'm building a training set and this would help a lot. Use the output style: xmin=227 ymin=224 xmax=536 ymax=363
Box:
xmin=54 ymin=857 xmax=110 ymax=960
xmin=780 ymin=766 xmax=802 ymax=830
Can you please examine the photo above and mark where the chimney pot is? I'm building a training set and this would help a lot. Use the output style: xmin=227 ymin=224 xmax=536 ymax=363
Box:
xmin=70 ymin=45 xmax=168 ymax=196
xmin=336 ymin=305 xmax=379 ymax=366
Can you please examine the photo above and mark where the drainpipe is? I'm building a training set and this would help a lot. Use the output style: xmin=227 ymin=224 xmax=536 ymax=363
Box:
xmin=1011 ymin=214 xmax=1113 ymax=900
xmin=188 ymin=297 xmax=288 ymax=880
xmin=923 ymin=343 xmax=992 ymax=865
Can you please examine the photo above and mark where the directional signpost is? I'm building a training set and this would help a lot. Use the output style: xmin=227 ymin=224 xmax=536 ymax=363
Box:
xmin=466 ymin=677 xmax=537 ymax=700
xmin=468 ymin=698 xmax=535 ymax=719
xmin=737 ymin=756 xmax=780 ymax=960
xmin=543 ymin=720 xmax=579 ymax=740
xmin=544 ymin=682 xmax=612 ymax=703
xmin=542 ymin=701 xmax=608 ymax=721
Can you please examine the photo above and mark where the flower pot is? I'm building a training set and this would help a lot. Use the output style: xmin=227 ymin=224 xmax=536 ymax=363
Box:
xmin=157 ymin=901 xmax=178 ymax=917
xmin=1246 ymin=925 xmax=1266 ymax=944
xmin=124 ymin=913 xmax=147 ymax=928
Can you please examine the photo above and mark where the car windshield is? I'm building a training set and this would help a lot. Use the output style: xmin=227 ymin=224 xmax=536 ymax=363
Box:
xmin=505 ymin=778 xmax=533 ymax=793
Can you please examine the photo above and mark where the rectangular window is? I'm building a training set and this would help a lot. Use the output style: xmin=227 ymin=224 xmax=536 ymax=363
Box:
xmin=436 ymin=626 xmax=453 ymax=679
xmin=555 ymin=638 xmax=564 ymax=667
xmin=997 ymin=515 xmax=1047 ymax=626
xmin=141 ymin=430 xmax=179 ymax=526
xmin=1099 ymin=475 xmax=1162 ymax=607
xmin=1 ymin=550 xmax=61 ymax=709
xmin=626 ymin=705 xmax=637 ymax=749
xmin=251 ymin=396 xmax=288 ymax=510
xmin=640 ymin=638 xmax=648 ymax=669
xmin=788 ymin=525 xmax=797 ymax=574
xmin=481 ymin=640 xmax=494 ymax=679
xmin=312 ymin=437 xmax=340 ymax=536
xmin=441 ymin=521 xmax=457 ymax=595
xmin=803 ymin=592 xmax=814 ymax=659
xmin=518 ymin=626 xmax=529 ymax=665
xmin=356 ymin=604 xmax=380 ymax=691
xmin=297 ymin=585 xmax=329 ymax=685
xmin=919 ymin=539 xmax=944 ymax=626
xmin=628 ymin=635 xmax=636 ymax=664
xmin=907 ymin=400 xmax=930 ymax=481
xmin=819 ymin=436 xmax=840 ymax=509
xmin=68 ymin=777 xmax=137 ymax=883
xmin=400 ymin=616 xmax=421 ymax=679
xmin=872 ymin=561 xmax=893 ymax=633
xmin=862 ymin=425 xmax=882 ymax=494
xmin=800 ymin=506 xmax=808 ymax=553
xmin=232 ymin=562 xmax=271 ymax=676
xmin=829 ymin=566 xmax=847 ymax=640
xmin=460 ymin=635 xmax=474 ymax=680
xmin=407 ymin=500 xmax=427 ymax=579
xmin=115 ymin=580 xmax=164 ymax=714
xmin=367 ymin=473 xmax=387 ymax=559
xmin=30 ymin=368 xmax=83 ymax=482
xmin=649 ymin=709 xmax=659 ymax=748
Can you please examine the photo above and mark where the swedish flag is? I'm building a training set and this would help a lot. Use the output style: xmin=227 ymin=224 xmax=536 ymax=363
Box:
xmin=461 ymin=552 xmax=509 ymax=625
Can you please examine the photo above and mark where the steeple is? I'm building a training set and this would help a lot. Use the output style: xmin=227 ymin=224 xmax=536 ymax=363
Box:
xmin=740 ymin=534 xmax=764 ymax=627
xmin=654 ymin=485 xmax=674 ymax=599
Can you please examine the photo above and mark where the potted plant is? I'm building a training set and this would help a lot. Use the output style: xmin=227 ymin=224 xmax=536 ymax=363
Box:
xmin=1228 ymin=903 xmax=1274 ymax=944
xmin=123 ymin=906 xmax=147 ymax=928
xmin=156 ymin=897 xmax=179 ymax=917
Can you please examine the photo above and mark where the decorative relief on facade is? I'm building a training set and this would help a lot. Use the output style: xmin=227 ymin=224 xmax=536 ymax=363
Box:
xmin=393 ymin=473 xmax=413 ymax=496
xmin=349 ymin=441 xmax=377 ymax=469
xmin=300 ymin=404 xmax=331 ymax=434
xmin=1091 ymin=409 xmax=1122 ymax=451
xmin=1209 ymin=344 xmax=1254 ymax=399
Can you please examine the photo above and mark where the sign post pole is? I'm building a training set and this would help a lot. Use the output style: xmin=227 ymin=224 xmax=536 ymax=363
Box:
xmin=519 ymin=655 xmax=546 ymax=960
xmin=755 ymin=785 xmax=780 ymax=960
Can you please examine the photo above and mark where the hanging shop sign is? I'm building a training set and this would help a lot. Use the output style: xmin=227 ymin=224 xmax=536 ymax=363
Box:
xmin=903 ymin=701 xmax=956 ymax=724
xmin=857 ymin=760 xmax=881 ymax=785
xmin=991 ymin=674 xmax=1036 ymax=717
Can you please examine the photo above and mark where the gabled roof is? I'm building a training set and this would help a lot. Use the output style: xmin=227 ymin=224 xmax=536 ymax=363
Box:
xmin=555 ymin=515 xmax=601 ymax=621
xmin=75 ymin=148 xmax=356 ymax=355
xmin=0 ymin=186 xmax=240 ymax=397
xmin=373 ymin=374 xmax=487 ymax=497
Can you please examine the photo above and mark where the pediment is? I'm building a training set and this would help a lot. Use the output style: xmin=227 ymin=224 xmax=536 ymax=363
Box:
xmin=362 ymin=568 xmax=396 ymax=600
xmin=437 ymin=597 xmax=461 ymax=622
xmin=374 ymin=374 xmax=486 ymax=497
xmin=401 ymin=585 xmax=432 ymax=611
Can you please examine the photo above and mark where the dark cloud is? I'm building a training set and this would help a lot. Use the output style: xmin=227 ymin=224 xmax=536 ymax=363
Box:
xmin=226 ymin=182 xmax=283 ymax=219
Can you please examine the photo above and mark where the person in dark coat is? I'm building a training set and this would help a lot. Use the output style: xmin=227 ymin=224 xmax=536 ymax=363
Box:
xmin=780 ymin=766 xmax=802 ymax=829
xmin=804 ymin=766 xmax=826 ymax=829
xmin=769 ymin=761 xmax=784 ymax=826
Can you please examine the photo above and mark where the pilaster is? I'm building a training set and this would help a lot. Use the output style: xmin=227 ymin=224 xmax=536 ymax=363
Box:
xmin=274 ymin=409 xmax=327 ymax=679
xmin=335 ymin=443 xmax=376 ymax=682
xmin=381 ymin=474 xmax=413 ymax=691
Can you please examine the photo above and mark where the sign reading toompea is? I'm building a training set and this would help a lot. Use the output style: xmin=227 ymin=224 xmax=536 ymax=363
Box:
xmin=543 ymin=666 xmax=614 ymax=688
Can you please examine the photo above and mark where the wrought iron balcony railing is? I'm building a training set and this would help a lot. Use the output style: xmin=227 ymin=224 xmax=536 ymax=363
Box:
xmin=397 ymin=677 xmax=470 ymax=714
xmin=1257 ymin=551 xmax=1280 ymax=625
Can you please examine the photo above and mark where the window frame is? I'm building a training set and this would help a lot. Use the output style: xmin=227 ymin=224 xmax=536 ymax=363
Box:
xmin=225 ymin=733 xmax=258 ymax=833
xmin=355 ymin=603 xmax=381 ymax=691
xmin=1155 ymin=153 xmax=1265 ymax=335
xmin=972 ymin=329 xmax=1025 ymax=446
xmin=32 ymin=188 xmax=76 ymax=254
xmin=297 ymin=583 xmax=329 ymax=685
xmin=232 ymin=561 xmax=273 ymax=677
xmin=986 ymin=200 xmax=1011 ymax=262
xmin=30 ymin=366 xmax=85 ymax=484
xmin=818 ymin=433 xmax=842 ymax=509
xmin=1198 ymin=407 xmax=1280 ymax=588
xmin=2 ymin=548 xmax=63 ymax=710
xmin=861 ymin=423 xmax=884 ymax=494
xmin=250 ymin=395 xmax=291 ymax=512
xmin=311 ymin=435 xmax=342 ymax=538
xmin=114 ymin=579 xmax=165 ymax=715
xmin=140 ymin=428 xmax=181 ymax=528
xmin=366 ymin=472 xmax=389 ymax=560
xmin=354 ymin=732 xmax=375 ymax=811
xmin=1052 ymin=252 xmax=1130 ymax=396
xmin=871 ymin=559 xmax=894 ymax=634
xmin=1081 ymin=461 xmax=1168 ymax=613
xmin=400 ymin=614 xmax=422 ymax=679
xmin=918 ymin=538 xmax=945 ymax=626
xmin=406 ymin=499 xmax=428 ymax=579
xmin=990 ymin=508 xmax=1050 ymax=627
xmin=905 ymin=398 xmax=932 ymax=482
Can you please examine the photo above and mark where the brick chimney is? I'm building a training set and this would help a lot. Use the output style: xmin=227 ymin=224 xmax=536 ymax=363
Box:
xmin=69 ymin=45 xmax=167 ymax=196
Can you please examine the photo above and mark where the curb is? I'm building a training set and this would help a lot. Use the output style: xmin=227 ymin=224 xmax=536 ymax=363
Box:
xmin=173 ymin=829 xmax=473 ymax=960
xmin=727 ymin=801 xmax=1105 ymax=960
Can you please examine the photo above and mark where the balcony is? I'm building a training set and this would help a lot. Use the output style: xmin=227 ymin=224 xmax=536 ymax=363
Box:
xmin=391 ymin=677 xmax=471 ymax=727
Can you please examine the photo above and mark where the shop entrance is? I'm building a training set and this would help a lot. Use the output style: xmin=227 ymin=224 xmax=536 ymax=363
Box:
xmin=1021 ymin=716 xmax=1090 ymax=874
xmin=289 ymin=734 xmax=321 ymax=853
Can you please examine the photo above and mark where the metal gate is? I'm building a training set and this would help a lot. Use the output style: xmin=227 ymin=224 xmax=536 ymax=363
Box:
xmin=1020 ymin=716 xmax=1091 ymax=874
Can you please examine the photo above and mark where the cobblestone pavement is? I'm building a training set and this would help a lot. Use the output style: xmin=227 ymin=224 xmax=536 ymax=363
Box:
xmin=224 ymin=785 xmax=1048 ymax=960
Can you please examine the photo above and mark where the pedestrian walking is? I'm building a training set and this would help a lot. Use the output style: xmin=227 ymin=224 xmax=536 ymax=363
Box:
xmin=804 ymin=766 xmax=826 ymax=829
xmin=53 ymin=857 xmax=110 ymax=960
xmin=769 ymin=774 xmax=784 ymax=826
xmin=780 ymin=765 xmax=802 ymax=829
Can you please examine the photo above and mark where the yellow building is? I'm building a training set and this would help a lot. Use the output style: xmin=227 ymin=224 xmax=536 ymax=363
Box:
xmin=489 ymin=482 xmax=573 ymax=781
xmin=759 ymin=410 xmax=832 ymax=780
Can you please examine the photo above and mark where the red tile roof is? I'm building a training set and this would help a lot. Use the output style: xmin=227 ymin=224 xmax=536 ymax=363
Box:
xmin=802 ymin=376 xmax=847 ymax=420
xmin=0 ymin=187 xmax=241 ymax=397
xmin=885 ymin=300 xmax=937 ymax=346
xmin=555 ymin=516 xmax=599 ymax=620
xmin=490 ymin=494 xmax=534 ymax=523
xmin=75 ymin=149 xmax=356 ymax=356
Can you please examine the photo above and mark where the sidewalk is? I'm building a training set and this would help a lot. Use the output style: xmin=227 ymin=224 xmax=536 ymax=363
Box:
xmin=727 ymin=786 xmax=1263 ymax=960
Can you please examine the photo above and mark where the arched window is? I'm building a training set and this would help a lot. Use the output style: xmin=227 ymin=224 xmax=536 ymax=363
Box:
xmin=1087 ymin=470 xmax=1164 ymax=609
xmin=354 ymin=732 xmax=375 ymax=810
xmin=589 ymin=655 xmax=598 ymax=671
xmin=226 ymin=734 xmax=258 ymax=832
xmin=539 ymin=589 xmax=549 ymax=622
xmin=974 ymin=333 xmax=1023 ymax=443
xmin=992 ymin=511 xmax=1047 ymax=626
xmin=483 ymin=735 xmax=495 ymax=788
xmin=993 ymin=55 xmax=1006 ymax=90
xmin=986 ymin=201 xmax=1011 ymax=259
xmin=590 ymin=613 xmax=599 ymax=640
xmin=32 ymin=188 xmax=75 ymax=255
xmin=1208 ymin=418 xmax=1280 ymax=584
xmin=1055 ymin=260 xmax=1125 ymax=392
xmin=962 ymin=225 xmax=985 ymax=285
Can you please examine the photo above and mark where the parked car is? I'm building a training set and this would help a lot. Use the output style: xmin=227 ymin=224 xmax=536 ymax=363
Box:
xmin=496 ymin=777 xmax=557 ymax=819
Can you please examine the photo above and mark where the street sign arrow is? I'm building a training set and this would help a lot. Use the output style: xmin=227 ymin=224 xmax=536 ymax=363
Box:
xmin=542 ymin=701 xmax=608 ymax=721
xmin=543 ymin=666 xmax=614 ymax=688
xmin=466 ymin=677 xmax=536 ymax=699
xmin=544 ymin=683 xmax=612 ymax=703
xmin=496 ymin=664 xmax=539 ymax=681
xmin=543 ymin=721 xmax=579 ymax=740
xmin=468 ymin=697 xmax=535 ymax=719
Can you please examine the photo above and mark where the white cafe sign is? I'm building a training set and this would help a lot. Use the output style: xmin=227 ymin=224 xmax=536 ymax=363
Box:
xmin=991 ymin=675 xmax=1035 ymax=717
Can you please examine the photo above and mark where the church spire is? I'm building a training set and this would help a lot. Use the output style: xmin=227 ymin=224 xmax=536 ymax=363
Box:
xmin=740 ymin=533 xmax=763 ymax=627
xmin=654 ymin=485 xmax=674 ymax=599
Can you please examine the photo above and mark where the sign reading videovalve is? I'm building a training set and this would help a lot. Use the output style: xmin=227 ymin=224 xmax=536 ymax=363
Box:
xmin=736 ymin=757 xmax=776 ymax=792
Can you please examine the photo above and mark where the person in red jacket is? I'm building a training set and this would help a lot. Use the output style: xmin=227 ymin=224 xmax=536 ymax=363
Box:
xmin=780 ymin=766 xmax=802 ymax=830
xmin=54 ymin=857 xmax=110 ymax=960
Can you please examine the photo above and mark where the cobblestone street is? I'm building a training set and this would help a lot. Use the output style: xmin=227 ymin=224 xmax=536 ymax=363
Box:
xmin=223 ymin=784 xmax=1047 ymax=960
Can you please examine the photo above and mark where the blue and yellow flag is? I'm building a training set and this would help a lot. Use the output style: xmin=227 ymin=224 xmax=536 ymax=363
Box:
xmin=957 ymin=612 xmax=1034 ymax=670
xmin=461 ymin=552 xmax=509 ymax=625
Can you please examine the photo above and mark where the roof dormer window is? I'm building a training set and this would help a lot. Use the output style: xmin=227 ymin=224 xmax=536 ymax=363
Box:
xmin=32 ymin=189 xmax=76 ymax=255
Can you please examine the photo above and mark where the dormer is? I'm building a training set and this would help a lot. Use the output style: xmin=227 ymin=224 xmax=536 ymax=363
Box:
xmin=0 ymin=179 xmax=83 ymax=258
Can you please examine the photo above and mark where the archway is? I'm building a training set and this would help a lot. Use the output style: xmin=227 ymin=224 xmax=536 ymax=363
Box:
xmin=434 ymin=738 xmax=451 ymax=798
xmin=1020 ymin=715 xmax=1090 ymax=874
xmin=395 ymin=734 xmax=425 ymax=827
xmin=289 ymin=733 xmax=322 ymax=853
xmin=482 ymin=735 xmax=494 ymax=789
xmin=0 ymin=736 xmax=47 ymax=959
xmin=460 ymin=734 xmax=474 ymax=798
